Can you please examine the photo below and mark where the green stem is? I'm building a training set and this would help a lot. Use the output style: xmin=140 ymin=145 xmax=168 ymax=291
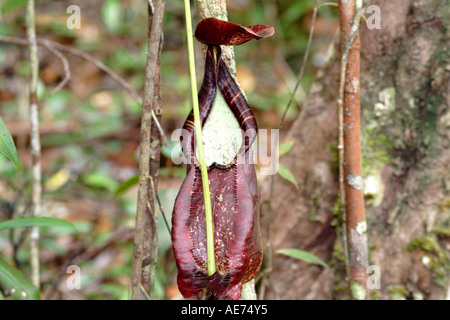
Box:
xmin=183 ymin=0 xmax=216 ymax=276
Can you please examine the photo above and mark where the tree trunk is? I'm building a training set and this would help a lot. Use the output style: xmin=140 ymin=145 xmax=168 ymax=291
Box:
xmin=262 ymin=0 xmax=449 ymax=300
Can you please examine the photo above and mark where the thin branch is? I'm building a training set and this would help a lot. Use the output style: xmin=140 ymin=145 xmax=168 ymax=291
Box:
xmin=273 ymin=53 xmax=306 ymax=108
xmin=155 ymin=186 xmax=171 ymax=234
xmin=41 ymin=43 xmax=71 ymax=94
xmin=146 ymin=199 xmax=159 ymax=300
xmin=139 ymin=4 xmax=165 ymax=298
xmin=145 ymin=27 xmax=165 ymax=298
xmin=338 ymin=0 xmax=368 ymax=300
xmin=131 ymin=0 xmax=165 ymax=300
xmin=26 ymin=0 xmax=41 ymax=289
xmin=140 ymin=284 xmax=152 ymax=300
xmin=338 ymin=0 xmax=361 ymax=279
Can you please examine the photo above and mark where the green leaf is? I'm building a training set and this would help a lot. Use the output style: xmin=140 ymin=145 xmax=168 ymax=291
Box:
xmin=0 ymin=0 xmax=27 ymax=14
xmin=102 ymin=0 xmax=122 ymax=33
xmin=281 ymin=1 xmax=310 ymax=23
xmin=0 ymin=116 xmax=20 ymax=169
xmin=279 ymin=140 xmax=295 ymax=157
xmin=115 ymin=175 xmax=139 ymax=195
xmin=278 ymin=164 xmax=298 ymax=189
xmin=0 ymin=217 xmax=76 ymax=232
xmin=276 ymin=248 xmax=328 ymax=268
xmin=0 ymin=257 xmax=40 ymax=300
xmin=82 ymin=172 xmax=119 ymax=193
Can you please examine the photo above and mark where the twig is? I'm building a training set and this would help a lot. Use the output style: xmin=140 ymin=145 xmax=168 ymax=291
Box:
xmin=140 ymin=4 xmax=159 ymax=297
xmin=146 ymin=24 xmax=164 ymax=299
xmin=150 ymin=202 xmax=158 ymax=300
xmin=131 ymin=0 xmax=165 ymax=300
xmin=40 ymin=42 xmax=71 ymax=95
xmin=155 ymin=185 xmax=171 ymax=234
xmin=140 ymin=4 xmax=165 ymax=298
xmin=26 ymin=0 xmax=41 ymax=289
xmin=144 ymin=200 xmax=158 ymax=299
xmin=140 ymin=284 xmax=152 ymax=300
xmin=338 ymin=0 xmax=368 ymax=300
xmin=273 ymin=53 xmax=306 ymax=107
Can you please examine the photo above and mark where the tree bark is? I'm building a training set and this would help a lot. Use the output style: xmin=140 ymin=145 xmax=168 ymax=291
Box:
xmin=262 ymin=0 xmax=449 ymax=300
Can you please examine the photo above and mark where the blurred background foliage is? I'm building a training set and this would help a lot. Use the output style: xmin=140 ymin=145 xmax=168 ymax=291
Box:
xmin=0 ymin=0 xmax=338 ymax=299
